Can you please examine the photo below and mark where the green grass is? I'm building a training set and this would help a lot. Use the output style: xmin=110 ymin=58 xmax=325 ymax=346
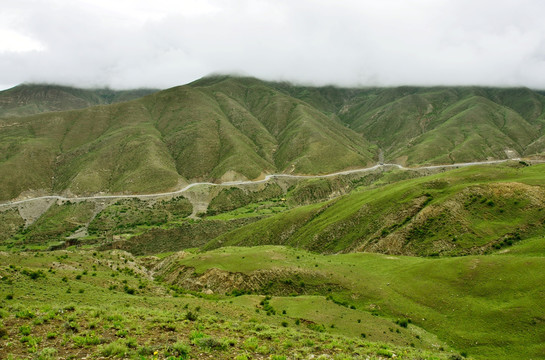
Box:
xmin=171 ymin=245 xmax=545 ymax=360
xmin=0 ymin=249 xmax=455 ymax=360
xmin=207 ymin=163 xmax=545 ymax=256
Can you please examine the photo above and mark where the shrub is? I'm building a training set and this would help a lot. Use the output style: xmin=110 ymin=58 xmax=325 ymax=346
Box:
xmin=243 ymin=336 xmax=259 ymax=351
xmin=184 ymin=311 xmax=198 ymax=321
xmin=100 ymin=341 xmax=128 ymax=357
xmin=19 ymin=325 xmax=31 ymax=335
xmin=377 ymin=348 xmax=393 ymax=358
xmin=22 ymin=269 xmax=45 ymax=280
xmin=195 ymin=337 xmax=226 ymax=350
xmin=189 ymin=330 xmax=205 ymax=342
xmin=125 ymin=337 xmax=138 ymax=349
xmin=167 ymin=341 xmax=190 ymax=358
xmin=116 ymin=329 xmax=128 ymax=337
xmin=73 ymin=333 xmax=101 ymax=347
xmin=123 ymin=285 xmax=136 ymax=295
xmin=64 ymin=320 xmax=79 ymax=333
xmin=35 ymin=347 xmax=57 ymax=360
xmin=307 ymin=323 xmax=325 ymax=332
xmin=16 ymin=309 xmax=36 ymax=319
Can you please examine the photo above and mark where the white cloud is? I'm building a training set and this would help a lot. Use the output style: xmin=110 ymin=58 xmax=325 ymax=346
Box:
xmin=0 ymin=29 xmax=45 ymax=53
xmin=1 ymin=0 xmax=545 ymax=90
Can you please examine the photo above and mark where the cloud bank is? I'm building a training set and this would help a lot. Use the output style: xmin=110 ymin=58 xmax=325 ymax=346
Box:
xmin=1 ymin=0 xmax=545 ymax=90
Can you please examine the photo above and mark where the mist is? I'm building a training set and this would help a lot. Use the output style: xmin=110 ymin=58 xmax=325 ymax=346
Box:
xmin=1 ymin=0 xmax=545 ymax=90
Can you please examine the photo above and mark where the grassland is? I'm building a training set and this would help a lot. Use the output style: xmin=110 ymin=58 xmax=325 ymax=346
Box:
xmin=164 ymin=245 xmax=545 ymax=360
xmin=2 ymin=78 xmax=545 ymax=359
xmin=0 ymin=163 xmax=544 ymax=359
xmin=0 ymin=250 xmax=457 ymax=359
xmin=205 ymin=162 xmax=545 ymax=256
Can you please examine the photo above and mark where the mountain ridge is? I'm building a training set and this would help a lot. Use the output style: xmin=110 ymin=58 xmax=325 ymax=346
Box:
xmin=1 ymin=75 xmax=544 ymax=201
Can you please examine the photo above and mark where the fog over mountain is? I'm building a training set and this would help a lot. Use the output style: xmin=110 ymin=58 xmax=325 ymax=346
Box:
xmin=1 ymin=0 xmax=545 ymax=90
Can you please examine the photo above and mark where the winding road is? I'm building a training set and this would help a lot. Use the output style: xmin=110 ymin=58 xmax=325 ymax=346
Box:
xmin=0 ymin=159 xmax=526 ymax=208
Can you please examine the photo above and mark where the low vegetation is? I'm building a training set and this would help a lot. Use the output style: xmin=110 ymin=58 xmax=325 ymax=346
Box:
xmin=0 ymin=250 xmax=459 ymax=359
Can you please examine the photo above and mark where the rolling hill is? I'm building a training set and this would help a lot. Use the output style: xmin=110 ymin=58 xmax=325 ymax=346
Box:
xmin=205 ymin=162 xmax=545 ymax=256
xmin=1 ymin=76 xmax=545 ymax=202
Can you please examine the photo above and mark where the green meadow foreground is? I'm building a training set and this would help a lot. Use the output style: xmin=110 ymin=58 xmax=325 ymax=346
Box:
xmin=1 ymin=163 xmax=545 ymax=359
xmin=1 ymin=249 xmax=457 ymax=360
xmin=1 ymin=241 xmax=545 ymax=359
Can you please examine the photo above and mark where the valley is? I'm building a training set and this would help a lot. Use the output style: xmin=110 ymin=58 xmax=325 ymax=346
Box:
xmin=1 ymin=77 xmax=545 ymax=359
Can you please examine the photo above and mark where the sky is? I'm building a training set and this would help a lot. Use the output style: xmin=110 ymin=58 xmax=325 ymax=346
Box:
xmin=1 ymin=0 xmax=545 ymax=90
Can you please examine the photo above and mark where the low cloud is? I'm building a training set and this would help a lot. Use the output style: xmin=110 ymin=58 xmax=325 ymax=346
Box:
xmin=1 ymin=0 xmax=545 ymax=90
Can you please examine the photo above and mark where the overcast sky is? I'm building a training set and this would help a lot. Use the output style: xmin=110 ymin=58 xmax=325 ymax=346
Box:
xmin=1 ymin=0 xmax=545 ymax=90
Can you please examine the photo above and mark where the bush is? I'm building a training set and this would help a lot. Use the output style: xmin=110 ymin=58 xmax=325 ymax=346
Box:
xmin=376 ymin=348 xmax=393 ymax=358
xmin=100 ymin=341 xmax=128 ymax=357
xmin=195 ymin=337 xmax=226 ymax=350
xmin=35 ymin=347 xmax=57 ymax=360
xmin=184 ymin=311 xmax=198 ymax=321
xmin=73 ymin=333 xmax=101 ymax=347
xmin=307 ymin=323 xmax=325 ymax=332
xmin=16 ymin=309 xmax=36 ymax=319
xmin=243 ymin=336 xmax=259 ymax=351
xmin=22 ymin=269 xmax=45 ymax=280
xmin=123 ymin=285 xmax=136 ymax=295
xmin=167 ymin=341 xmax=190 ymax=358
xmin=19 ymin=325 xmax=31 ymax=335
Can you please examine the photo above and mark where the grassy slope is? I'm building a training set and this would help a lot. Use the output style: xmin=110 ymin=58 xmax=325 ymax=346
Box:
xmin=0 ymin=77 xmax=376 ymax=201
xmin=173 ymin=245 xmax=545 ymax=360
xmin=0 ymin=84 xmax=159 ymax=118
xmin=2 ymin=76 xmax=545 ymax=202
xmin=207 ymin=163 xmax=545 ymax=256
xmin=344 ymin=88 xmax=545 ymax=164
xmin=0 ymin=250 xmax=454 ymax=360
xmin=276 ymin=85 xmax=545 ymax=165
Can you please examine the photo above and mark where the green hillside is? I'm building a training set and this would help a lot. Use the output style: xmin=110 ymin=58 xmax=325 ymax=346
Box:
xmin=165 ymin=244 xmax=545 ymax=360
xmin=0 ymin=84 xmax=158 ymax=118
xmin=0 ymin=249 xmax=459 ymax=360
xmin=0 ymin=77 xmax=377 ymax=201
xmin=2 ymin=76 xmax=545 ymax=202
xmin=206 ymin=162 xmax=545 ymax=256
xmin=275 ymin=85 xmax=545 ymax=165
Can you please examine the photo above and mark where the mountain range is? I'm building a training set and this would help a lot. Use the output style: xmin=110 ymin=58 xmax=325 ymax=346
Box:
xmin=1 ymin=75 xmax=544 ymax=201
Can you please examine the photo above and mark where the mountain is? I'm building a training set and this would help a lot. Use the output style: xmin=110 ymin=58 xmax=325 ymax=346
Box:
xmin=274 ymin=84 xmax=545 ymax=164
xmin=0 ymin=84 xmax=159 ymax=118
xmin=1 ymin=75 xmax=545 ymax=201
xmin=0 ymin=76 xmax=376 ymax=201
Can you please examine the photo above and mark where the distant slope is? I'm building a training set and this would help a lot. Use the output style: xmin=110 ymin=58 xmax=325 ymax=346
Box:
xmin=205 ymin=163 xmax=545 ymax=256
xmin=2 ymin=76 xmax=545 ymax=201
xmin=0 ymin=77 xmax=376 ymax=201
xmin=0 ymin=84 xmax=159 ymax=118
xmin=272 ymin=84 xmax=545 ymax=164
